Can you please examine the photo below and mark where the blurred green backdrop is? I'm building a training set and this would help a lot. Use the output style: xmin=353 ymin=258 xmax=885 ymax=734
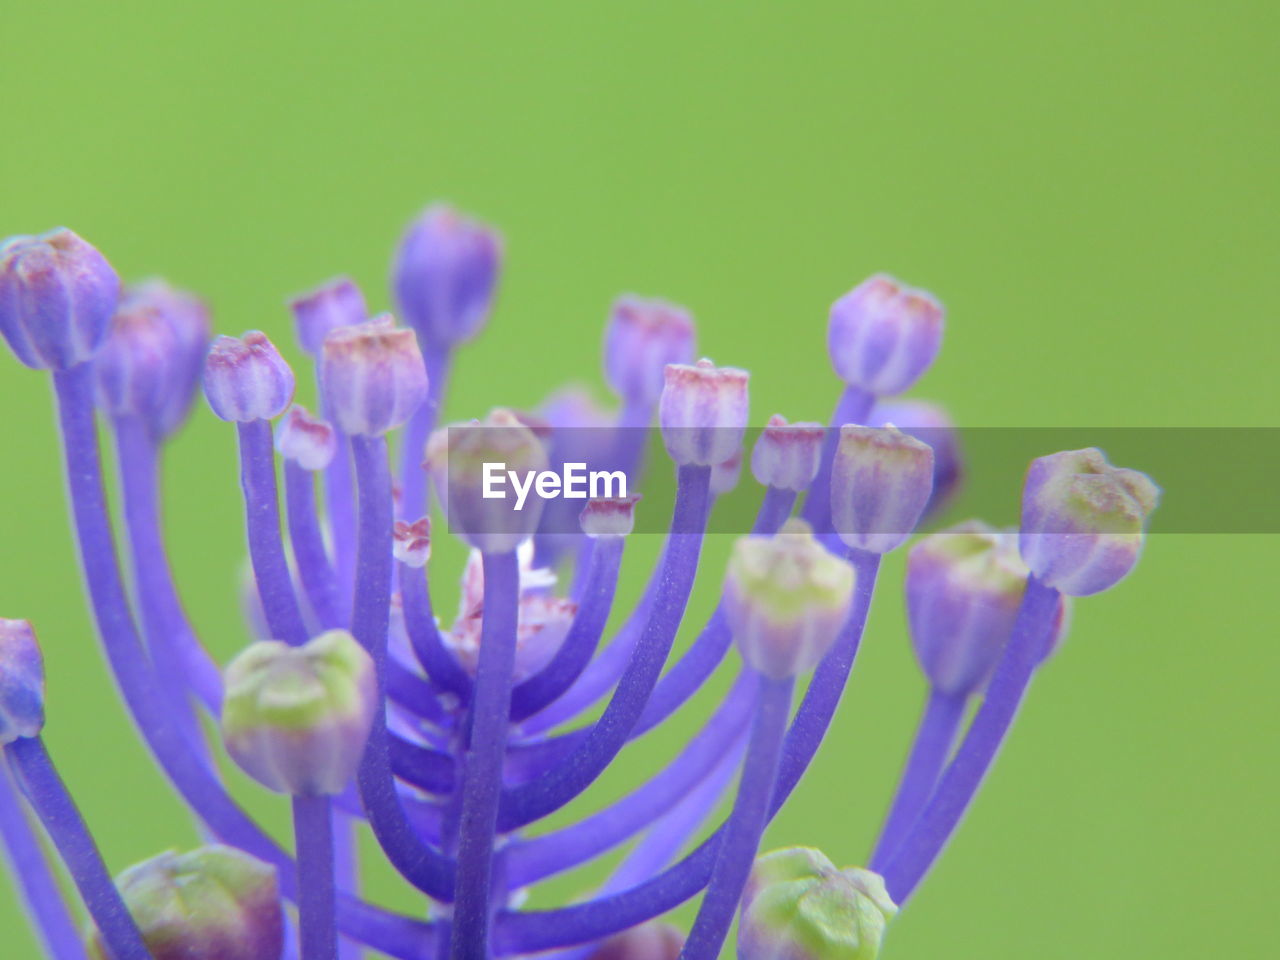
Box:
xmin=1 ymin=2 xmax=1276 ymax=957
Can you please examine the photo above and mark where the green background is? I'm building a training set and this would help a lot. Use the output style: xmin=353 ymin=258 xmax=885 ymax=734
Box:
xmin=1 ymin=2 xmax=1276 ymax=957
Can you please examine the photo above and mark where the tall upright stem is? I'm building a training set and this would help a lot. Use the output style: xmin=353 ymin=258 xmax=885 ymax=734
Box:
xmin=293 ymin=794 xmax=338 ymax=960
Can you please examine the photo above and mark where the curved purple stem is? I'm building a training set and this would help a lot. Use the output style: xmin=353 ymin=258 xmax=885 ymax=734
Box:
xmin=869 ymin=687 xmax=967 ymax=870
xmin=284 ymin=460 xmax=343 ymax=630
xmin=293 ymin=794 xmax=338 ymax=960
xmin=385 ymin=657 xmax=451 ymax=726
xmin=397 ymin=347 xmax=450 ymax=522
xmin=6 ymin=737 xmax=151 ymax=959
xmin=388 ymin=734 xmax=456 ymax=794
xmin=400 ymin=561 xmax=473 ymax=701
xmin=801 ymin=385 xmax=875 ymax=533
xmin=880 ymin=576 xmax=1062 ymax=904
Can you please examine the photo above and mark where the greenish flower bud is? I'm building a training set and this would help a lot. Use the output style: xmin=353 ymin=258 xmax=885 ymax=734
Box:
xmin=738 ymin=847 xmax=897 ymax=960
xmin=221 ymin=629 xmax=377 ymax=795
xmin=90 ymin=844 xmax=283 ymax=960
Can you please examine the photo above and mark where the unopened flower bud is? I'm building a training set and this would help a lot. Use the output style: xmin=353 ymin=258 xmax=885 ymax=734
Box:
xmin=203 ymin=331 xmax=294 ymax=422
xmin=425 ymin=409 xmax=549 ymax=553
xmin=289 ymin=276 xmax=368 ymax=355
xmin=586 ymin=921 xmax=684 ymax=960
xmin=658 ymin=358 xmax=750 ymax=467
xmin=273 ymin=405 xmax=337 ymax=471
xmin=873 ymin=399 xmax=962 ymax=519
xmin=91 ymin=844 xmax=282 ymax=960
xmin=320 ymin=314 xmax=428 ymax=437
xmin=724 ymin=520 xmax=855 ymax=680
xmin=711 ymin=449 xmax=743 ymax=495
xmin=603 ymin=296 xmax=696 ymax=406
xmin=739 ymin=848 xmax=897 ymax=960
xmin=830 ymin=424 xmax=933 ymax=554
xmin=393 ymin=517 xmax=432 ymax=567
xmin=0 ymin=619 xmax=44 ymax=744
xmin=751 ymin=414 xmax=825 ymax=491
xmin=1019 ymin=448 xmax=1160 ymax=596
xmin=221 ymin=630 xmax=377 ymax=795
xmin=393 ymin=205 xmax=502 ymax=348
xmin=827 ymin=274 xmax=943 ymax=396
xmin=0 ymin=228 xmax=120 ymax=370
xmin=580 ymin=495 xmax=640 ymax=538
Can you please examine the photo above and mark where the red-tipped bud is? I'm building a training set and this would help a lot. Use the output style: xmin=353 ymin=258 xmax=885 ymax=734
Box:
xmin=830 ymin=424 xmax=934 ymax=554
xmin=751 ymin=415 xmax=825 ymax=491
xmin=320 ymin=314 xmax=428 ymax=437
xmin=393 ymin=517 xmax=432 ymax=567
xmin=604 ymin=296 xmax=696 ymax=405
xmin=203 ymin=331 xmax=295 ymax=422
xmin=580 ymin=495 xmax=641 ymax=538
xmin=274 ymin=405 xmax=337 ymax=471
xmin=827 ymin=274 xmax=943 ymax=396
xmin=658 ymin=358 xmax=750 ymax=467
xmin=289 ymin=276 xmax=368 ymax=355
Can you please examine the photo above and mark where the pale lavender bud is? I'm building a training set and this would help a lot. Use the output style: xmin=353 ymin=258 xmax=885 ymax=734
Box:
xmin=0 ymin=228 xmax=120 ymax=370
xmin=604 ymin=296 xmax=696 ymax=405
xmin=289 ymin=276 xmax=368 ymax=355
xmin=1019 ymin=448 xmax=1160 ymax=596
xmin=202 ymin=331 xmax=294 ymax=422
xmin=92 ymin=845 xmax=283 ymax=960
xmin=320 ymin=314 xmax=428 ymax=437
xmin=827 ymin=274 xmax=943 ymax=396
xmin=273 ymin=405 xmax=336 ymax=471
xmin=724 ymin=520 xmax=856 ymax=680
xmin=711 ymin=449 xmax=743 ymax=495
xmin=658 ymin=358 xmax=750 ymax=467
xmin=0 ymin=619 xmax=45 ymax=744
xmin=751 ymin=414 xmax=825 ymax=491
xmin=739 ymin=848 xmax=897 ymax=960
xmin=873 ymin=399 xmax=962 ymax=518
xmin=393 ymin=517 xmax=432 ymax=567
xmin=393 ymin=204 xmax=502 ymax=347
xmin=221 ymin=630 xmax=377 ymax=795
xmin=580 ymin=495 xmax=641 ymax=538
xmin=586 ymin=922 xmax=684 ymax=960
xmin=830 ymin=424 xmax=934 ymax=554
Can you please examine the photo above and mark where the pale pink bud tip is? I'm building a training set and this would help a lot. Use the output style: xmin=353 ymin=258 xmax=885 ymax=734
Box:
xmin=393 ymin=517 xmax=433 ymax=567
xmin=580 ymin=495 xmax=641 ymax=538
xmin=658 ymin=358 xmax=750 ymax=467
xmin=827 ymin=273 xmax=944 ymax=396
xmin=751 ymin=414 xmax=825 ymax=491
xmin=274 ymin=405 xmax=337 ymax=471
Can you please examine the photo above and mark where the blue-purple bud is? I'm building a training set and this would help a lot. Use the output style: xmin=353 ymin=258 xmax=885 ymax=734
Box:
xmin=320 ymin=314 xmax=428 ymax=437
xmin=91 ymin=844 xmax=283 ymax=960
xmin=827 ymin=275 xmax=943 ymax=396
xmin=203 ymin=331 xmax=295 ymax=422
xmin=830 ymin=424 xmax=934 ymax=554
xmin=873 ymin=399 xmax=962 ymax=519
xmin=393 ymin=517 xmax=432 ymax=567
xmin=1019 ymin=448 xmax=1160 ymax=596
xmin=221 ymin=630 xmax=377 ymax=796
xmin=658 ymin=358 xmax=750 ymax=467
xmin=580 ymin=495 xmax=640 ymax=538
xmin=0 ymin=228 xmax=120 ymax=370
xmin=907 ymin=522 xmax=1070 ymax=696
xmin=725 ymin=520 xmax=856 ymax=680
xmin=604 ymin=296 xmax=696 ymax=405
xmin=739 ymin=848 xmax=897 ymax=960
xmin=586 ymin=922 xmax=684 ymax=960
xmin=751 ymin=414 xmax=825 ymax=491
xmin=393 ymin=204 xmax=502 ymax=348
xmin=0 ymin=619 xmax=45 ymax=744
xmin=95 ymin=281 xmax=211 ymax=437
xmin=273 ymin=405 xmax=337 ymax=471
xmin=289 ymin=276 xmax=368 ymax=355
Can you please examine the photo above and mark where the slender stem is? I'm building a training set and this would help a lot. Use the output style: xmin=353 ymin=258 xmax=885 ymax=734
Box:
xmin=400 ymin=561 xmax=473 ymax=701
xmin=317 ymin=367 xmax=357 ymax=626
xmin=285 ymin=461 xmax=343 ymax=630
xmin=880 ymin=576 xmax=1062 ymax=903
xmin=449 ymin=550 xmax=521 ymax=957
xmin=801 ymin=386 xmax=875 ymax=533
xmin=398 ymin=347 xmax=450 ymax=521
xmin=869 ymin=688 xmax=967 ymax=870
xmin=497 ymin=465 xmax=711 ymax=832
xmin=294 ymin=795 xmax=338 ymax=960
xmin=680 ymin=675 xmax=793 ymax=960
xmin=6 ymin=737 xmax=151 ymax=959
xmin=0 ymin=761 xmax=88 ymax=960
xmin=236 ymin=419 xmax=308 ymax=645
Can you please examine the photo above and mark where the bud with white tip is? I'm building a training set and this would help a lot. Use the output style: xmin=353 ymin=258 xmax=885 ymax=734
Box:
xmin=751 ymin=415 xmax=825 ymax=491
xmin=658 ymin=358 xmax=750 ymax=467
xmin=830 ymin=424 xmax=934 ymax=554
xmin=273 ymin=405 xmax=337 ymax=471
xmin=580 ymin=495 xmax=641 ymax=538
xmin=0 ymin=619 xmax=45 ymax=744
xmin=827 ymin=274 xmax=943 ymax=396
xmin=203 ymin=331 xmax=295 ymax=422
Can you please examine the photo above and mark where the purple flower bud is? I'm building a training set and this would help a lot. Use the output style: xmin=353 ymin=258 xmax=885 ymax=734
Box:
xmin=0 ymin=619 xmax=45 ymax=744
xmin=273 ymin=405 xmax=337 ymax=471
xmin=830 ymin=424 xmax=934 ymax=554
xmin=658 ymin=358 xmax=750 ymax=467
xmin=392 ymin=204 xmax=502 ymax=348
xmin=425 ymin=409 xmax=550 ymax=553
xmin=873 ymin=399 xmax=962 ymax=518
xmin=393 ymin=517 xmax=432 ymax=567
xmin=751 ymin=414 xmax=825 ymax=491
xmin=203 ymin=331 xmax=295 ymax=422
xmin=92 ymin=845 xmax=283 ymax=960
xmin=320 ymin=314 xmax=428 ymax=437
xmin=0 ymin=228 xmax=120 ymax=370
xmin=907 ymin=522 xmax=1046 ymax=696
xmin=586 ymin=922 xmax=684 ymax=960
xmin=221 ymin=630 xmax=377 ymax=795
xmin=724 ymin=520 xmax=856 ymax=680
xmin=827 ymin=274 xmax=943 ymax=396
xmin=95 ymin=281 xmax=211 ymax=437
xmin=289 ymin=276 xmax=368 ymax=355
xmin=1019 ymin=448 xmax=1160 ymax=596
xmin=603 ymin=296 xmax=696 ymax=405
xmin=580 ymin=495 xmax=641 ymax=538
xmin=711 ymin=449 xmax=743 ymax=495
xmin=739 ymin=847 xmax=897 ymax=960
